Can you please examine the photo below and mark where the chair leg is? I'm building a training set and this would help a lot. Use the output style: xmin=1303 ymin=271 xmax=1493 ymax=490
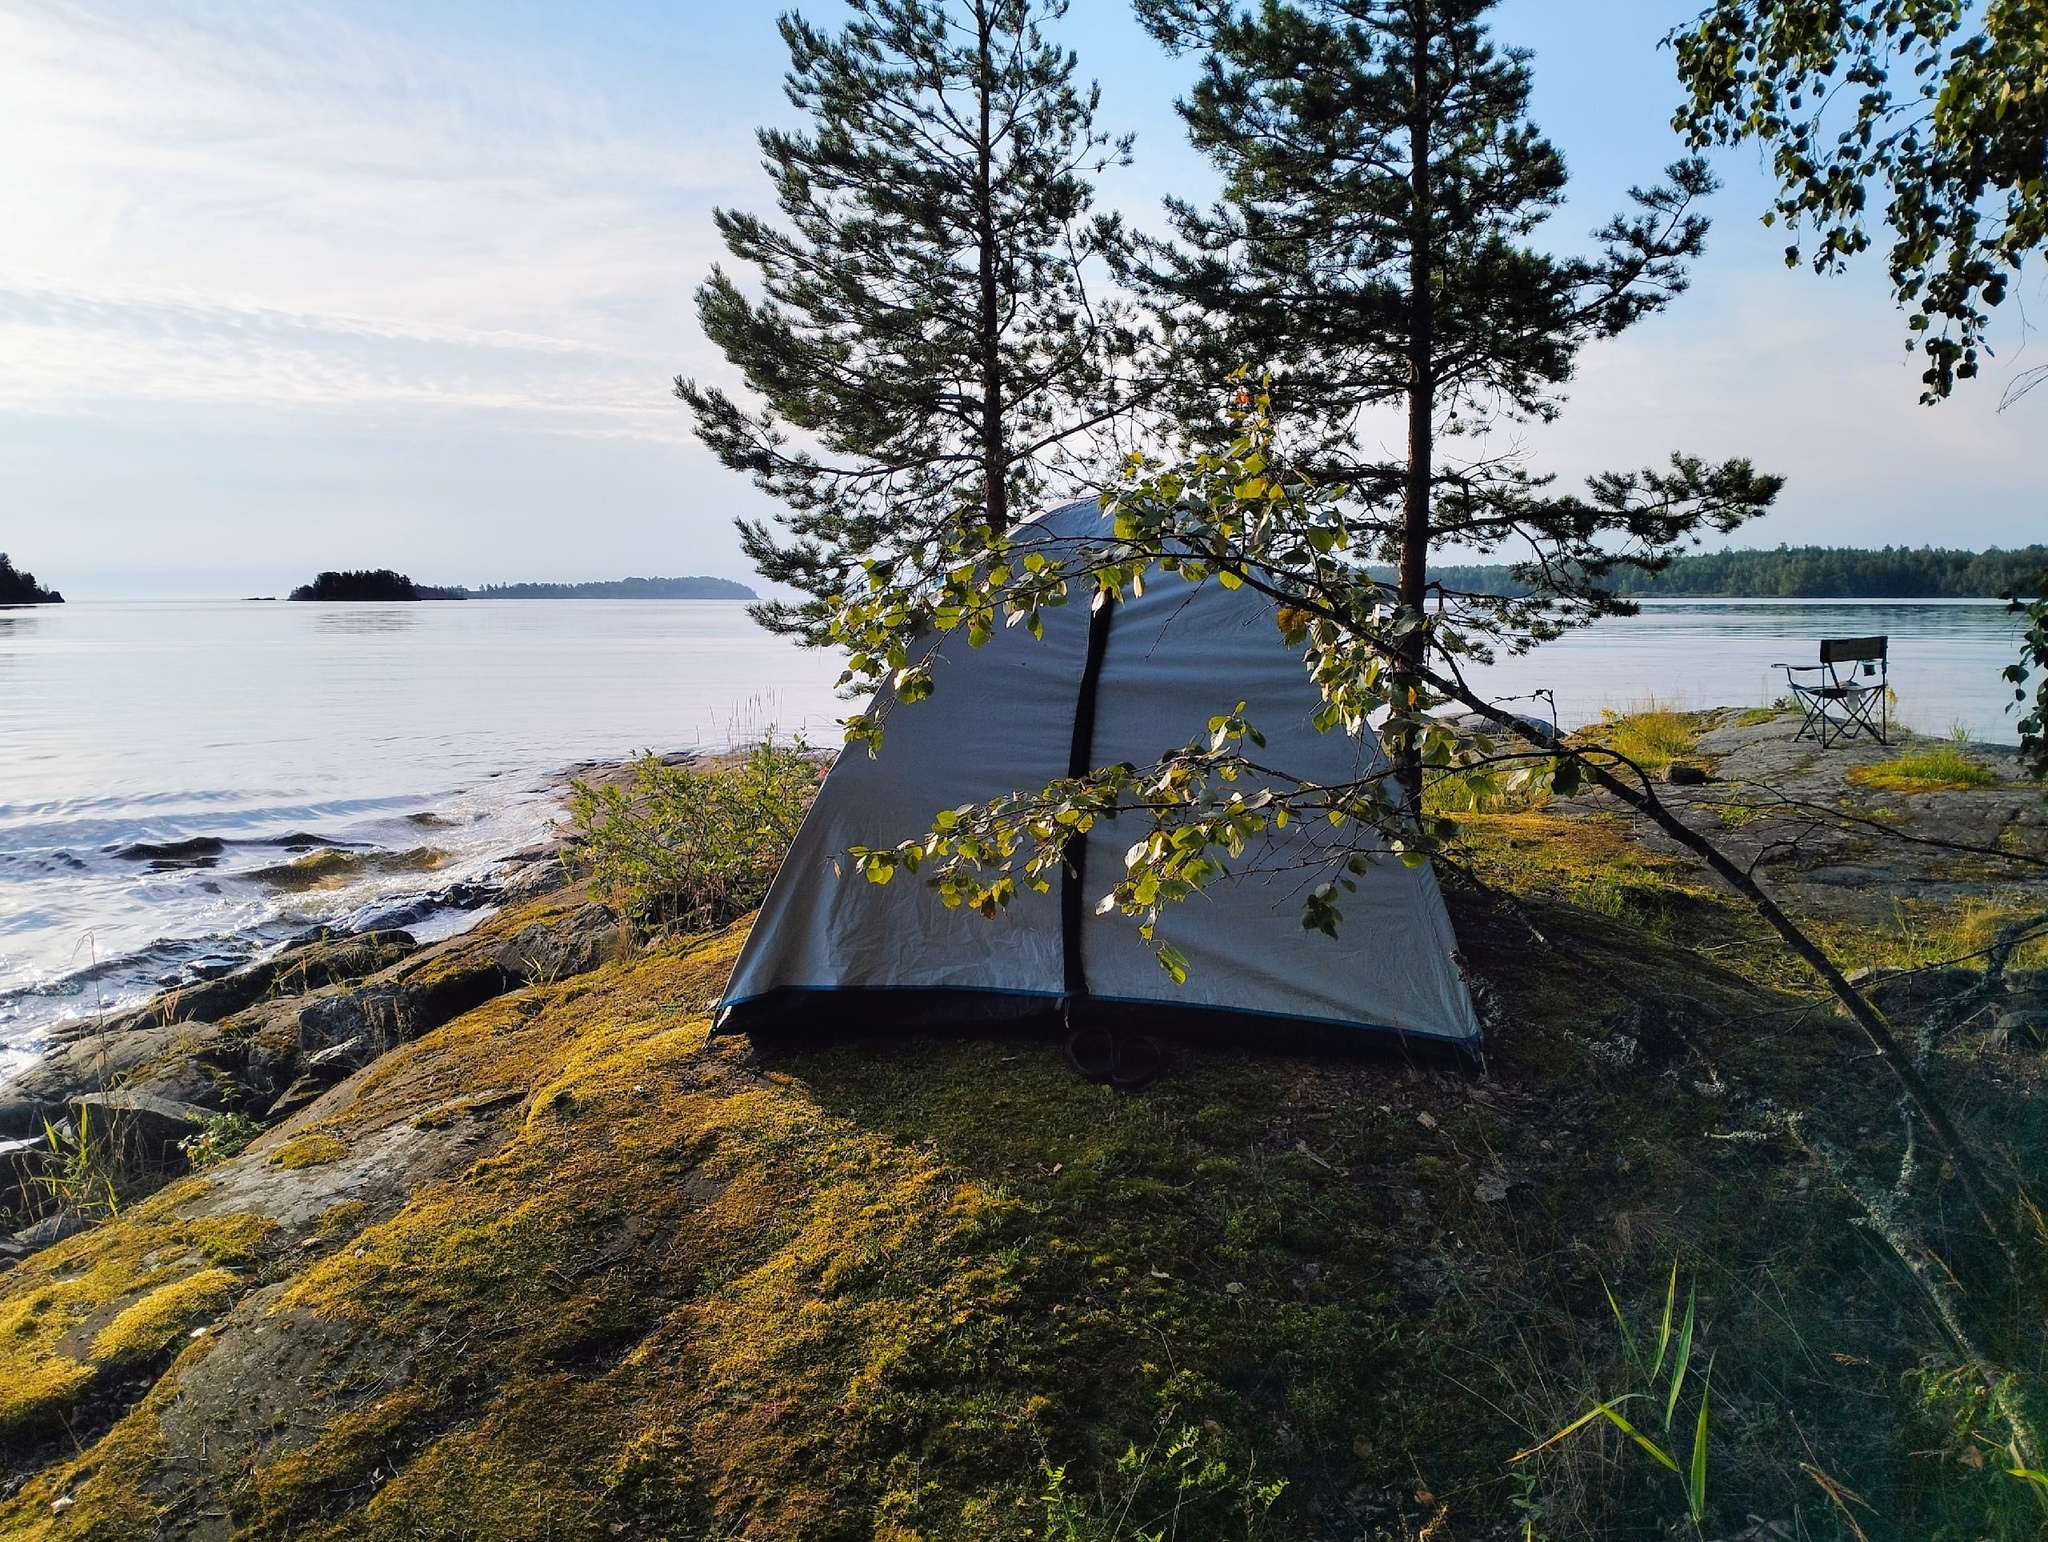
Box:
xmin=1792 ymin=690 xmax=1824 ymax=744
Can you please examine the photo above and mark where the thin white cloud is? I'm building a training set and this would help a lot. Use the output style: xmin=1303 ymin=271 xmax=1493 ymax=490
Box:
xmin=0 ymin=0 xmax=753 ymax=434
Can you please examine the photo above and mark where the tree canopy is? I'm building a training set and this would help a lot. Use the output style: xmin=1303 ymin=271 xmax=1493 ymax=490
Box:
xmin=678 ymin=0 xmax=1139 ymax=642
xmin=1670 ymin=0 xmax=2048 ymax=403
xmin=1118 ymin=0 xmax=1779 ymax=789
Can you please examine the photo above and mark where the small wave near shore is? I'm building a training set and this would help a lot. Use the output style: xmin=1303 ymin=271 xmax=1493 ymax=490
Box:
xmin=0 ymin=778 xmax=570 ymax=1086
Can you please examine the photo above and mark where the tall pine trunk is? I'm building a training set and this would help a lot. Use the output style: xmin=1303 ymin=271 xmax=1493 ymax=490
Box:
xmin=974 ymin=1 xmax=1009 ymax=536
xmin=1396 ymin=0 xmax=1434 ymax=805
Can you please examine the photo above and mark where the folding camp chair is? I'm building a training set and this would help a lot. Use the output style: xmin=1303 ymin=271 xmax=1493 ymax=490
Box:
xmin=1774 ymin=636 xmax=1889 ymax=747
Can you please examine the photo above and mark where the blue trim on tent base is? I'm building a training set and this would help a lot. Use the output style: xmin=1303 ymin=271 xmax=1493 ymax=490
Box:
xmin=713 ymin=984 xmax=1483 ymax=1070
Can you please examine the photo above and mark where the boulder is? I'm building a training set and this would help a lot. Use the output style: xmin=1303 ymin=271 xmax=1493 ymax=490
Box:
xmin=115 ymin=836 xmax=227 ymax=863
xmin=265 ymin=1077 xmax=332 ymax=1122
xmin=10 ymin=1212 xmax=91 ymax=1253
xmin=299 ymin=984 xmax=419 ymax=1057
xmin=68 ymin=1091 xmax=210 ymax=1163
xmin=497 ymin=853 xmax=571 ymax=903
xmin=264 ymin=1039 xmax=373 ymax=1122
xmin=493 ymin=903 xmax=620 ymax=984
xmin=267 ymin=930 xmax=416 ymax=994
xmin=0 ymin=1022 xmax=202 ymax=1139
xmin=109 ymin=1023 xmax=232 ymax=1111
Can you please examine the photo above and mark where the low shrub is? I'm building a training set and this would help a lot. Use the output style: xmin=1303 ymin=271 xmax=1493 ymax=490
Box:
xmin=180 ymin=1112 xmax=261 ymax=1171
xmin=568 ymin=739 xmax=823 ymax=934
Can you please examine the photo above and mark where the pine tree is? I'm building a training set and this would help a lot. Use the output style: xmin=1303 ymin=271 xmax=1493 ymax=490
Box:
xmin=1126 ymin=0 xmax=1779 ymax=789
xmin=677 ymin=0 xmax=1137 ymax=639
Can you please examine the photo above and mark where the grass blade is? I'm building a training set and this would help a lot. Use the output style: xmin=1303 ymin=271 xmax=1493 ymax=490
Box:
xmin=1651 ymin=1259 xmax=1677 ymax=1381
xmin=1509 ymin=1406 xmax=1609 ymax=1463
xmin=1688 ymin=1367 xmax=1712 ymax=1523
xmin=1602 ymin=1275 xmax=1638 ymax=1368
xmin=1592 ymin=1401 xmax=1680 ymax=1475
xmin=1510 ymin=1394 xmax=1650 ymax=1463
xmin=1664 ymin=1290 xmax=1697 ymax=1431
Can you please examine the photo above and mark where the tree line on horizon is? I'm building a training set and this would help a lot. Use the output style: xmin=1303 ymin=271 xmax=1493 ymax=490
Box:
xmin=467 ymin=576 xmax=755 ymax=600
xmin=1420 ymin=543 xmax=2048 ymax=600
xmin=284 ymin=569 xmax=756 ymax=601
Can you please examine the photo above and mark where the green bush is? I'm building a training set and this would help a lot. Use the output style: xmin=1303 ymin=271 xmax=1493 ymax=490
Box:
xmin=568 ymin=740 xmax=823 ymax=934
xmin=180 ymin=1112 xmax=261 ymax=1171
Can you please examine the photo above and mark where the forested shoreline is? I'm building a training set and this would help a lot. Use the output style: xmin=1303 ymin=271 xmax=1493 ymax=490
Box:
xmin=1416 ymin=543 xmax=2048 ymax=599
xmin=0 ymin=553 xmax=62 ymax=604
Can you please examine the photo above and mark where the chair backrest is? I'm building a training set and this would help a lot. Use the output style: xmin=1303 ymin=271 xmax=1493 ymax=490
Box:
xmin=1820 ymin=635 xmax=1887 ymax=665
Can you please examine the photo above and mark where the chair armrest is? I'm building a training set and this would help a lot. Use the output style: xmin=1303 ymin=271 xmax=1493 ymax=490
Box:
xmin=1772 ymin=663 xmax=1823 ymax=674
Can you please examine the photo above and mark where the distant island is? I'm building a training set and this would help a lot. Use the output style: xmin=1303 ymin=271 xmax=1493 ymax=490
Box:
xmin=287 ymin=570 xmax=463 ymax=602
xmin=283 ymin=571 xmax=755 ymax=602
xmin=0 ymin=553 xmax=62 ymax=604
xmin=1406 ymin=544 xmax=2048 ymax=600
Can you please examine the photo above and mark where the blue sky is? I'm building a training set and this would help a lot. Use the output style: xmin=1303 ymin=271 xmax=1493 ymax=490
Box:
xmin=1 ymin=0 xmax=2038 ymax=599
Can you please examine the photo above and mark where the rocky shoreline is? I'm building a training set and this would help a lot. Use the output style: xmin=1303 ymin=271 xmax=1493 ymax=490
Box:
xmin=0 ymin=735 xmax=696 ymax=1254
xmin=0 ymin=846 xmax=615 ymax=1258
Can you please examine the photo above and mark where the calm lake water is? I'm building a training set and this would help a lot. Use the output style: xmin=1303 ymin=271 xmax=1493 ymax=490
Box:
xmin=0 ymin=595 xmax=2028 ymax=1079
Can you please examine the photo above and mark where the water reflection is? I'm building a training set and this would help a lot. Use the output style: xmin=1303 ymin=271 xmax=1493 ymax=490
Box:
xmin=311 ymin=607 xmax=418 ymax=634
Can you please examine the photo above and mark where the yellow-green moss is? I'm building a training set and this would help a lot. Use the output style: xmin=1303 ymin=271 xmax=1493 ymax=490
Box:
xmin=240 ymin=1386 xmax=444 ymax=1531
xmin=0 ymin=1353 xmax=95 ymax=1436
xmin=0 ymin=1194 xmax=273 ymax=1446
xmin=89 ymin=1267 xmax=238 ymax=1364
xmin=315 ymin=1199 xmax=370 ymax=1236
xmin=269 ymin=1131 xmax=349 ymax=1169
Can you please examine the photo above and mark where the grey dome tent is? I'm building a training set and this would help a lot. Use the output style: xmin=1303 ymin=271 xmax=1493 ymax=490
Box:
xmin=716 ymin=500 xmax=1481 ymax=1054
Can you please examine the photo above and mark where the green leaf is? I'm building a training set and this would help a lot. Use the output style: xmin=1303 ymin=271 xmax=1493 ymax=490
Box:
xmin=1155 ymin=943 xmax=1189 ymax=985
xmin=1651 ymin=1260 xmax=1676 ymax=1381
xmin=1593 ymin=1401 xmax=1680 ymax=1475
xmin=1689 ymin=1366 xmax=1712 ymax=1523
xmin=1603 ymin=1275 xmax=1638 ymax=1366
xmin=1665 ymin=1290 xmax=1697 ymax=1432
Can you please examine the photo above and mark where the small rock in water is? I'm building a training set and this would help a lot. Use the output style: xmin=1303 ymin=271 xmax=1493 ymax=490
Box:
xmin=115 ymin=836 xmax=226 ymax=863
xmin=266 ymin=831 xmax=352 ymax=850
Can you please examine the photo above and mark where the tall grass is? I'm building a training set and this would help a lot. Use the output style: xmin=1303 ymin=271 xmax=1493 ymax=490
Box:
xmin=568 ymin=738 xmax=823 ymax=934
xmin=1596 ymin=699 xmax=1700 ymax=773
xmin=1850 ymin=743 xmax=2000 ymax=792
